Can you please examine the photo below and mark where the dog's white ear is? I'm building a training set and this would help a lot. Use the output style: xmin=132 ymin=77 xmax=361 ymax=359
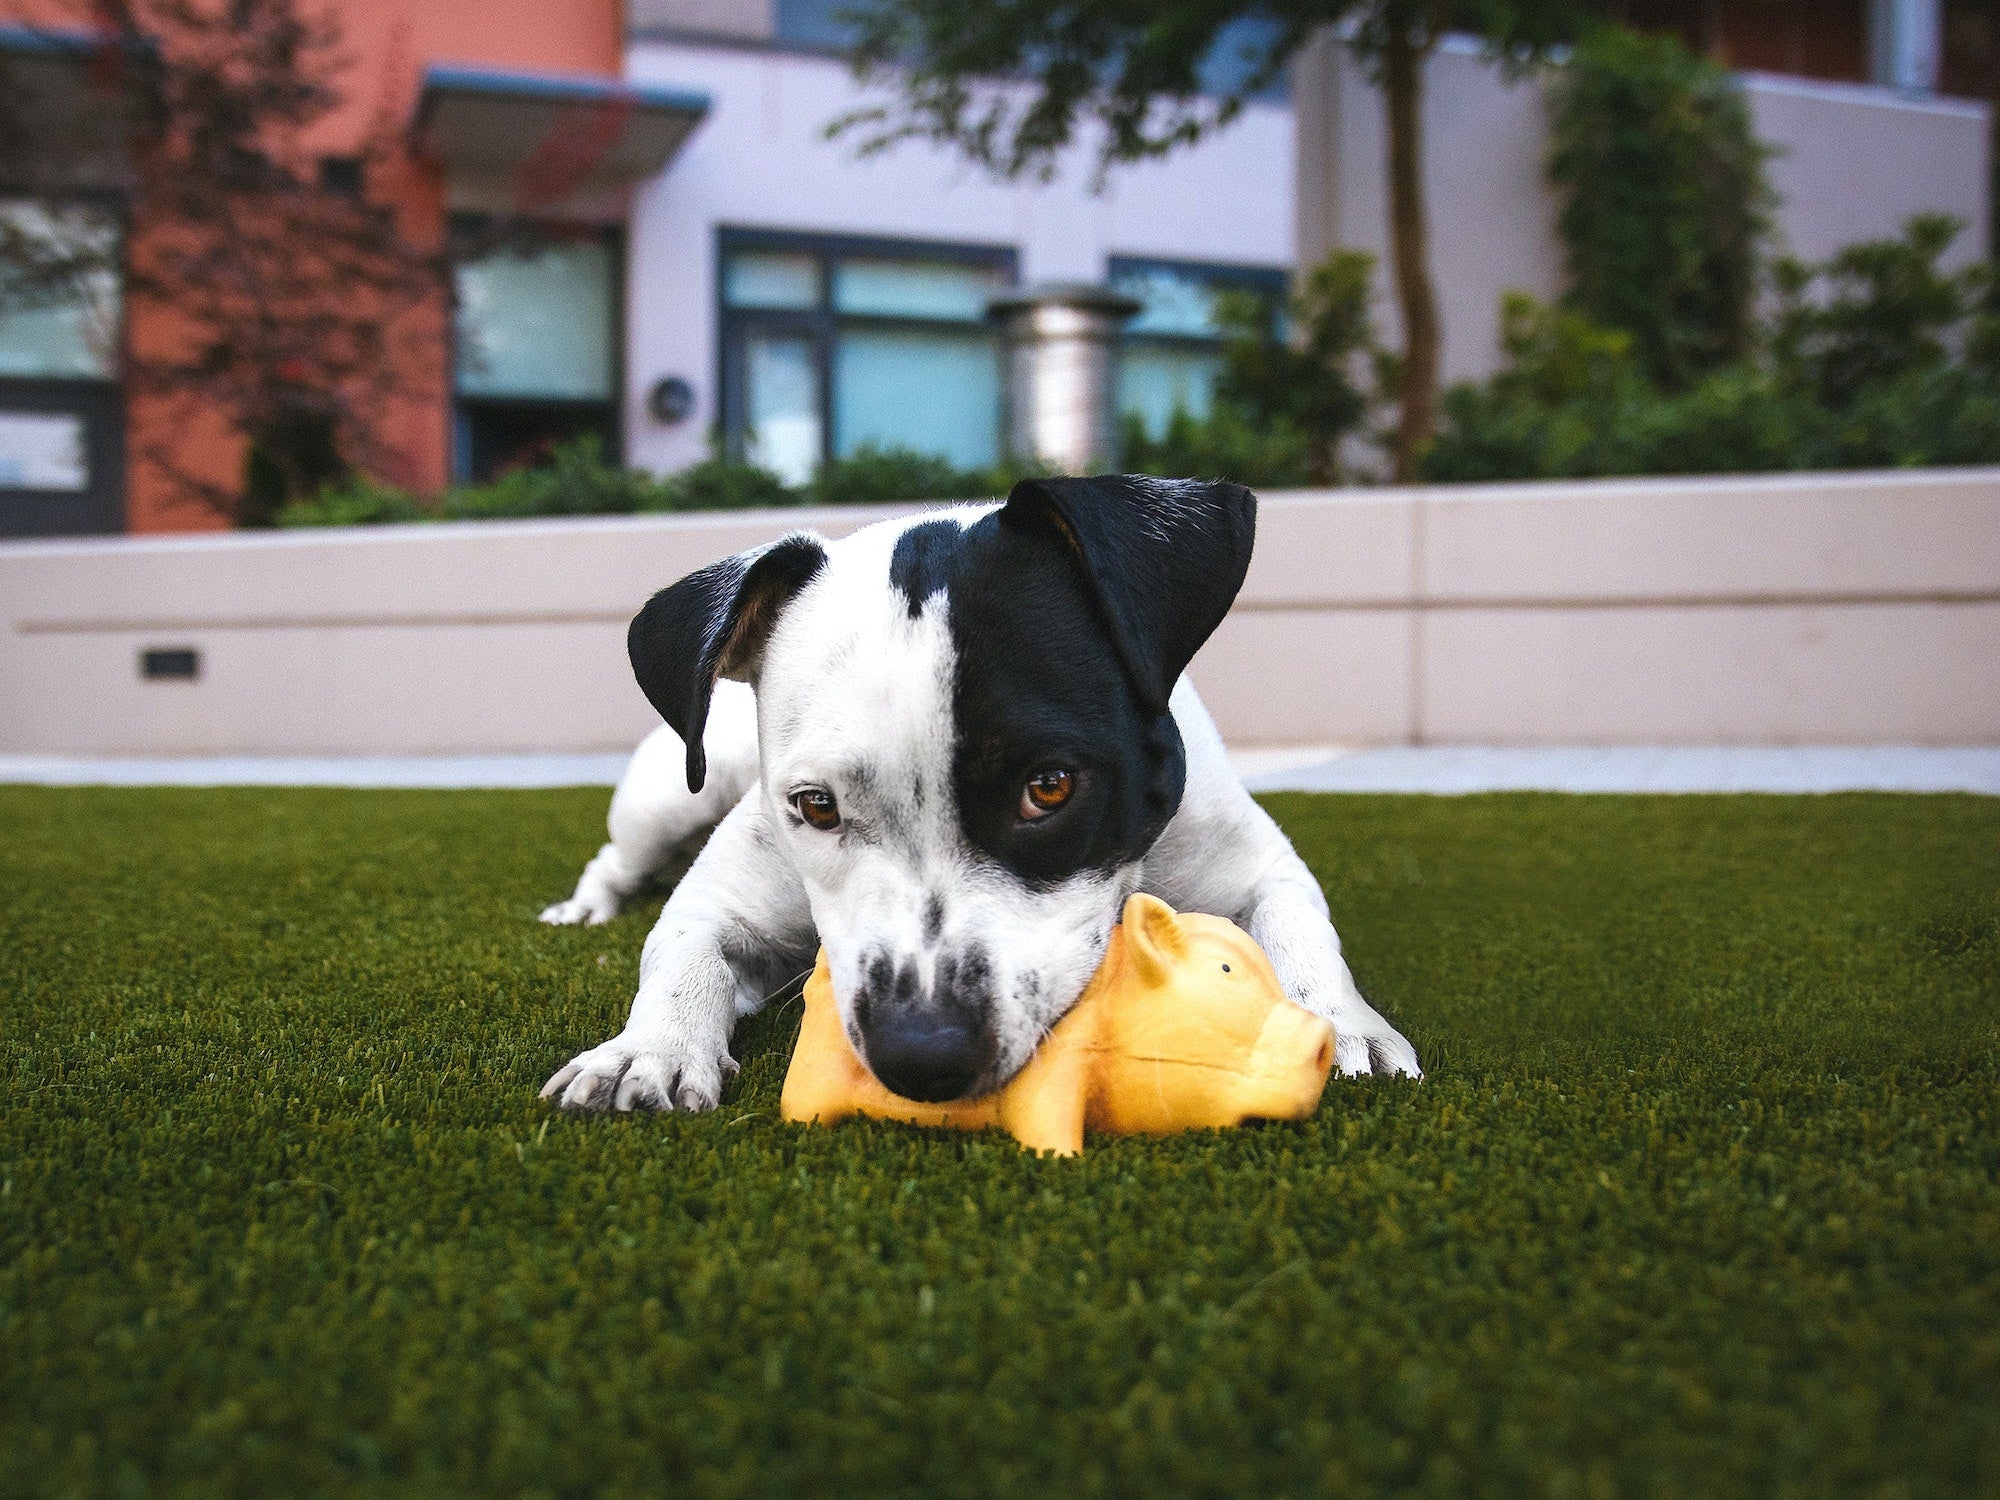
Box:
xmin=998 ymin=476 xmax=1256 ymax=712
xmin=628 ymin=532 xmax=827 ymax=791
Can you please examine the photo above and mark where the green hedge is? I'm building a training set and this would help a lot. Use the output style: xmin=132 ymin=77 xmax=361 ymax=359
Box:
xmin=275 ymin=438 xmax=1039 ymax=528
xmin=1422 ymin=216 xmax=2000 ymax=482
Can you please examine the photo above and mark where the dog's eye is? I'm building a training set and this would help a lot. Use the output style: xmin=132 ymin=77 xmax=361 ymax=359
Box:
xmin=791 ymin=788 xmax=841 ymax=831
xmin=1020 ymin=767 xmax=1075 ymax=820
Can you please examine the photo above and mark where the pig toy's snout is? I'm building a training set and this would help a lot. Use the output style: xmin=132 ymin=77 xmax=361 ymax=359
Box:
xmin=1243 ymin=1001 xmax=1338 ymax=1121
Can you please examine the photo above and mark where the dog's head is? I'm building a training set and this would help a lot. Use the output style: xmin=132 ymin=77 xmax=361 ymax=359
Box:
xmin=628 ymin=475 xmax=1255 ymax=1102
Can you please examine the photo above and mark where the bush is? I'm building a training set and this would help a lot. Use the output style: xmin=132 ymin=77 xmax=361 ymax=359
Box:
xmin=275 ymin=435 xmax=796 ymax=528
xmin=806 ymin=445 xmax=1017 ymax=507
xmin=274 ymin=473 xmax=431 ymax=527
xmin=1422 ymin=218 xmax=2000 ymax=483
xmin=274 ymin=435 xmax=1040 ymax=528
xmin=1547 ymin=28 xmax=1773 ymax=391
xmin=1119 ymin=406 xmax=1317 ymax=488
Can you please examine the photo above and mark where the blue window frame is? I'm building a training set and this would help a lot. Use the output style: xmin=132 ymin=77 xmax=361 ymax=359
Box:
xmin=718 ymin=228 xmax=1016 ymax=485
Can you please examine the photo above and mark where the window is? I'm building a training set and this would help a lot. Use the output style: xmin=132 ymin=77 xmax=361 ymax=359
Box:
xmin=1109 ymin=258 xmax=1288 ymax=441
xmin=1 ymin=199 xmax=125 ymax=535
xmin=451 ymin=225 xmax=620 ymax=481
xmin=719 ymin=231 xmax=1014 ymax=486
xmin=0 ymin=200 xmax=120 ymax=380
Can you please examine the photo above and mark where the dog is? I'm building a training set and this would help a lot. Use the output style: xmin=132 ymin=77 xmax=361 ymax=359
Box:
xmin=540 ymin=475 xmax=1420 ymax=1114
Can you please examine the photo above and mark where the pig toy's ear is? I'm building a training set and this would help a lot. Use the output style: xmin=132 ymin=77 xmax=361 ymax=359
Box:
xmin=1122 ymin=893 xmax=1188 ymax=987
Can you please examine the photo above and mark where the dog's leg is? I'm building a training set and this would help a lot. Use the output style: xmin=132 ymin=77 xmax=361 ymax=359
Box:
xmin=1153 ymin=682 xmax=1421 ymax=1078
xmin=540 ymin=681 xmax=761 ymax=925
xmin=541 ymin=789 xmax=815 ymax=1112
xmin=1241 ymin=843 xmax=1422 ymax=1078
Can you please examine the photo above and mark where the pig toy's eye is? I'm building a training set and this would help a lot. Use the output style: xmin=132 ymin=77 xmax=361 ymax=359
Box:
xmin=1221 ymin=964 xmax=1231 ymax=973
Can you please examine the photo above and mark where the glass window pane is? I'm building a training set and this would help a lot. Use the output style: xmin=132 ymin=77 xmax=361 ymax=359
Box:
xmin=745 ymin=332 xmax=821 ymax=487
xmin=725 ymin=251 xmax=820 ymax=310
xmin=0 ymin=411 xmax=88 ymax=490
xmin=834 ymin=329 xmax=1000 ymax=470
xmin=833 ymin=259 xmax=1002 ymax=322
xmin=0 ymin=201 xmax=120 ymax=379
xmin=454 ymin=239 xmax=613 ymax=400
xmin=1117 ymin=345 xmax=1221 ymax=439
xmin=1111 ymin=265 xmax=1225 ymax=339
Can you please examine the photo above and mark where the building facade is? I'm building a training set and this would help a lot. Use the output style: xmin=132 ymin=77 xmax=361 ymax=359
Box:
xmin=618 ymin=4 xmax=1294 ymax=486
xmin=0 ymin=0 xmax=700 ymax=535
xmin=2 ymin=0 xmax=1994 ymax=536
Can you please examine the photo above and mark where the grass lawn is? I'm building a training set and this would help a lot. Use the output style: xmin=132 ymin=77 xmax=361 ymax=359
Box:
xmin=2 ymin=786 xmax=1996 ymax=1498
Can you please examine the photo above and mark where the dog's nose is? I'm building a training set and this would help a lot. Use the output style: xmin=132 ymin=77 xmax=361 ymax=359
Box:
xmin=855 ymin=947 xmax=998 ymax=1102
xmin=862 ymin=1008 xmax=988 ymax=1102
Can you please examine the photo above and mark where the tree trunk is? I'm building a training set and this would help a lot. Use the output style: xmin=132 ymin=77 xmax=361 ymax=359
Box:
xmin=1381 ymin=23 xmax=1438 ymax=483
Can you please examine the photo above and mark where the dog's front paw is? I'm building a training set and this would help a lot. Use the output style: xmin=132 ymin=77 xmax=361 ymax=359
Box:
xmin=539 ymin=1031 xmax=736 ymax=1112
xmin=1332 ymin=1016 xmax=1423 ymax=1079
xmin=538 ymin=893 xmax=618 ymax=926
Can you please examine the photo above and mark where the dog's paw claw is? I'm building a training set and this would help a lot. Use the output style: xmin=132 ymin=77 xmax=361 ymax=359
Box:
xmin=542 ymin=1034 xmax=728 ymax=1113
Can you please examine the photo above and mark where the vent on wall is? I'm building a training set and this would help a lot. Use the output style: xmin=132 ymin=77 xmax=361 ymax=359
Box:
xmin=140 ymin=647 xmax=200 ymax=681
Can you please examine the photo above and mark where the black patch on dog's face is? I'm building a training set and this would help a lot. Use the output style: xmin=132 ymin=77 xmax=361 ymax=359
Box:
xmin=891 ymin=482 xmax=1249 ymax=889
xmin=936 ymin=511 xmax=1185 ymax=885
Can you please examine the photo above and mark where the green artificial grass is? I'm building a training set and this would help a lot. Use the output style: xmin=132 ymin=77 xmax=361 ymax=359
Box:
xmin=2 ymin=787 xmax=1996 ymax=1498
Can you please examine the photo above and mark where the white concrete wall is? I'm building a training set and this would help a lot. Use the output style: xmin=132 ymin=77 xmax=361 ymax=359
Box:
xmin=1297 ymin=36 xmax=1992 ymax=384
xmin=620 ymin=37 xmax=1296 ymax=474
xmin=3 ymin=468 xmax=1994 ymax=757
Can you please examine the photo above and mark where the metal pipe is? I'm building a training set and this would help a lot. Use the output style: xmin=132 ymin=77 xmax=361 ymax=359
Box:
xmin=987 ymin=282 xmax=1141 ymax=473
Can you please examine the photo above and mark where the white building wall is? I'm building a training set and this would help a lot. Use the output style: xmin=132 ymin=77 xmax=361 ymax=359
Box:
xmin=621 ymin=38 xmax=1295 ymax=475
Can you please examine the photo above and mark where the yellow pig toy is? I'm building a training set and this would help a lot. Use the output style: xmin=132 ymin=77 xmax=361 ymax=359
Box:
xmin=779 ymin=892 xmax=1337 ymax=1155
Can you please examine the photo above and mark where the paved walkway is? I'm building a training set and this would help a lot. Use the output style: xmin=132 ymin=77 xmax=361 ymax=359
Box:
xmin=3 ymin=746 xmax=1996 ymax=794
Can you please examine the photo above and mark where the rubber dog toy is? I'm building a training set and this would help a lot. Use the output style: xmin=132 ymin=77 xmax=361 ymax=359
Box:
xmin=780 ymin=893 xmax=1336 ymax=1155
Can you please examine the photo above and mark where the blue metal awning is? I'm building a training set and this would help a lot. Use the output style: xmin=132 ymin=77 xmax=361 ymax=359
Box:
xmin=414 ymin=64 xmax=709 ymax=206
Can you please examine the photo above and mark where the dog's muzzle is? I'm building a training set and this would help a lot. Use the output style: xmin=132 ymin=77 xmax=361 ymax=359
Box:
xmin=853 ymin=946 xmax=999 ymax=1102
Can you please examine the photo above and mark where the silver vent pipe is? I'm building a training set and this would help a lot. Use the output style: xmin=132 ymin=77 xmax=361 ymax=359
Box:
xmin=987 ymin=283 xmax=1142 ymax=474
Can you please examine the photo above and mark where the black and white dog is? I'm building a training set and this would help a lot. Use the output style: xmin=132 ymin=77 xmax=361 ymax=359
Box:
xmin=540 ymin=475 xmax=1419 ymax=1113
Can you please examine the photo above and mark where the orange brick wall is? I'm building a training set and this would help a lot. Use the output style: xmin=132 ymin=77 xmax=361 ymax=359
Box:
xmin=2 ymin=0 xmax=625 ymax=531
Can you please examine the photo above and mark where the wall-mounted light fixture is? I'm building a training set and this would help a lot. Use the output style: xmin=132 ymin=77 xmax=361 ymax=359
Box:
xmin=648 ymin=376 xmax=695 ymax=426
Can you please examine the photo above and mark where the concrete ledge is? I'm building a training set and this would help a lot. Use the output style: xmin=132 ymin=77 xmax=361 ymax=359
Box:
xmin=6 ymin=746 xmax=1994 ymax=794
xmin=3 ymin=470 xmax=1996 ymax=755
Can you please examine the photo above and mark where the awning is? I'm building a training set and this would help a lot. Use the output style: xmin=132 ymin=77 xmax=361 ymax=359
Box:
xmin=414 ymin=64 xmax=709 ymax=214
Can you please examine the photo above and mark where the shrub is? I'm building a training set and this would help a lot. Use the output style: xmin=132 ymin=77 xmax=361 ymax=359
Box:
xmin=1547 ymin=28 xmax=1773 ymax=392
xmin=1119 ymin=406 xmax=1317 ymax=488
xmin=274 ymin=473 xmax=430 ymax=527
xmin=275 ymin=435 xmax=795 ymax=527
xmin=806 ymin=444 xmax=1013 ymax=507
xmin=1770 ymin=212 xmax=1983 ymax=411
xmin=645 ymin=454 xmax=796 ymax=512
xmin=1423 ymin=218 xmax=2000 ymax=482
xmin=274 ymin=436 xmax=1040 ymax=528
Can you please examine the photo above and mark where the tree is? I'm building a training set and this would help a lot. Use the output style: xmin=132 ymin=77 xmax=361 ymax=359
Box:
xmin=0 ymin=0 xmax=442 ymax=524
xmin=838 ymin=0 xmax=1594 ymax=481
xmin=103 ymin=0 xmax=444 ymax=523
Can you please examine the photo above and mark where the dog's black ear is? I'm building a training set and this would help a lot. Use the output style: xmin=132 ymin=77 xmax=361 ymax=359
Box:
xmin=998 ymin=475 xmax=1256 ymax=711
xmin=628 ymin=532 xmax=827 ymax=792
